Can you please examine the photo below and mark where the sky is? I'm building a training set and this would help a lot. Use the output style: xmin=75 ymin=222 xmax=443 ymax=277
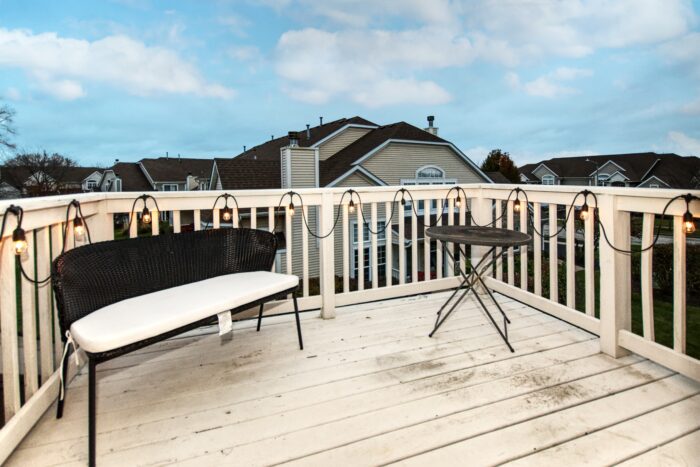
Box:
xmin=0 ymin=0 xmax=699 ymax=167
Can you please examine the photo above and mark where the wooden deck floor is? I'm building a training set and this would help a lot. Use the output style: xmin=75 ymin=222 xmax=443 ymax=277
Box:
xmin=8 ymin=291 xmax=700 ymax=466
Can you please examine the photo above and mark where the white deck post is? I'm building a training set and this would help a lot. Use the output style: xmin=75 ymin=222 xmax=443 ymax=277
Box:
xmin=598 ymin=192 xmax=631 ymax=357
xmin=319 ymin=191 xmax=336 ymax=319
xmin=470 ymin=189 xmax=492 ymax=278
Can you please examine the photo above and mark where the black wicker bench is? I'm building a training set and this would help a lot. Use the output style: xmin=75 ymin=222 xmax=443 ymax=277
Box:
xmin=51 ymin=228 xmax=302 ymax=466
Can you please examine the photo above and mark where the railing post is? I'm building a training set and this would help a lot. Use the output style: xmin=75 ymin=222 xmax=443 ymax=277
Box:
xmin=87 ymin=199 xmax=115 ymax=243
xmin=598 ymin=193 xmax=631 ymax=357
xmin=319 ymin=190 xmax=336 ymax=319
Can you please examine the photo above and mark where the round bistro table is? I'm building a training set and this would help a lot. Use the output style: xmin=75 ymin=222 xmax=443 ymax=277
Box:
xmin=425 ymin=225 xmax=532 ymax=352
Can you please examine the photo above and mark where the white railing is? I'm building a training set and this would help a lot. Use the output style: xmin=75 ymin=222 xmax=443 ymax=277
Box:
xmin=0 ymin=184 xmax=697 ymax=461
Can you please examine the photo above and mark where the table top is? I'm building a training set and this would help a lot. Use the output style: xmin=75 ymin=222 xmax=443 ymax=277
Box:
xmin=425 ymin=225 xmax=532 ymax=247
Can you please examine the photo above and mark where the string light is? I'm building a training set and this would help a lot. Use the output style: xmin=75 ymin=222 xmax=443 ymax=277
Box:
xmin=348 ymin=199 xmax=355 ymax=214
xmin=577 ymin=201 xmax=590 ymax=222
xmin=141 ymin=206 xmax=152 ymax=224
xmin=683 ymin=209 xmax=696 ymax=234
xmin=12 ymin=227 xmax=27 ymax=255
xmin=455 ymin=195 xmax=462 ymax=208
xmin=73 ymin=217 xmax=86 ymax=241
xmin=288 ymin=201 xmax=295 ymax=216
xmin=222 ymin=207 xmax=233 ymax=222
xmin=513 ymin=199 xmax=521 ymax=213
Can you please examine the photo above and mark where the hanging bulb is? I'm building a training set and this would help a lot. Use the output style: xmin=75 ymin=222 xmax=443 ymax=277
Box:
xmin=12 ymin=227 xmax=27 ymax=255
xmin=222 ymin=208 xmax=233 ymax=222
xmin=513 ymin=199 xmax=521 ymax=213
xmin=455 ymin=196 xmax=462 ymax=208
xmin=141 ymin=206 xmax=152 ymax=224
xmin=73 ymin=217 xmax=86 ymax=241
xmin=578 ymin=202 xmax=590 ymax=222
xmin=288 ymin=202 xmax=295 ymax=216
xmin=683 ymin=210 xmax=696 ymax=234
xmin=348 ymin=199 xmax=355 ymax=214
xmin=401 ymin=197 xmax=406 ymax=206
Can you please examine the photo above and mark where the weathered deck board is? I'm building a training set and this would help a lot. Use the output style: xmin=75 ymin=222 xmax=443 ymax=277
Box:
xmin=7 ymin=291 xmax=699 ymax=466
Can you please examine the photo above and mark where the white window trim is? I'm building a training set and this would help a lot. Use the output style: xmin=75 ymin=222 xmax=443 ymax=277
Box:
xmin=541 ymin=175 xmax=555 ymax=185
xmin=161 ymin=183 xmax=179 ymax=191
xmin=349 ymin=219 xmax=386 ymax=280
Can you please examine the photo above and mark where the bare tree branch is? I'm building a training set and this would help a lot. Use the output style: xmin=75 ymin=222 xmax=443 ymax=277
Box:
xmin=0 ymin=103 xmax=17 ymax=150
xmin=3 ymin=151 xmax=78 ymax=196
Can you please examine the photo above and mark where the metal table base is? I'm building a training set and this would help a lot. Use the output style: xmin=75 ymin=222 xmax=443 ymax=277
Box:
xmin=429 ymin=245 xmax=514 ymax=353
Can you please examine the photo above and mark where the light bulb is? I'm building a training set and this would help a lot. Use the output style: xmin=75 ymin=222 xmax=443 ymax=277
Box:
xmin=141 ymin=207 xmax=152 ymax=224
xmin=513 ymin=199 xmax=521 ymax=213
xmin=288 ymin=202 xmax=295 ymax=216
xmin=222 ymin=208 xmax=232 ymax=222
xmin=73 ymin=217 xmax=86 ymax=241
xmin=12 ymin=227 xmax=27 ymax=255
xmin=683 ymin=211 xmax=696 ymax=234
xmin=348 ymin=199 xmax=355 ymax=213
xmin=578 ymin=203 xmax=590 ymax=222
xmin=455 ymin=196 xmax=461 ymax=208
xmin=401 ymin=197 xmax=406 ymax=206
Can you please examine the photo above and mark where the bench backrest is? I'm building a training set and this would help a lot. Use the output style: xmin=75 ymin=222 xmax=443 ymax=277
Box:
xmin=52 ymin=228 xmax=278 ymax=338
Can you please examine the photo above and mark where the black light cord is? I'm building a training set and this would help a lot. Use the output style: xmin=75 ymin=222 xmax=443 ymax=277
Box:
xmin=204 ymin=193 xmax=242 ymax=230
xmin=519 ymin=189 xmax=586 ymax=240
xmin=124 ymin=194 xmax=162 ymax=234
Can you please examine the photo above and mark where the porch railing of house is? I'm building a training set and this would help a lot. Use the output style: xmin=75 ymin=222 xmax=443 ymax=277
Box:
xmin=0 ymin=184 xmax=697 ymax=461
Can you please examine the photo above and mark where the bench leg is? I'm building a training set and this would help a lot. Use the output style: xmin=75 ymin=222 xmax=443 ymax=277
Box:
xmin=88 ymin=358 xmax=97 ymax=467
xmin=256 ymin=303 xmax=264 ymax=332
xmin=293 ymin=295 xmax=303 ymax=350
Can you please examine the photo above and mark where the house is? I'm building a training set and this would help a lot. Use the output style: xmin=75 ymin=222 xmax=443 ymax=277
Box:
xmin=520 ymin=152 xmax=700 ymax=188
xmin=140 ymin=156 xmax=214 ymax=192
xmin=99 ymin=161 xmax=154 ymax=192
xmin=0 ymin=165 xmax=103 ymax=198
xmin=211 ymin=115 xmax=491 ymax=282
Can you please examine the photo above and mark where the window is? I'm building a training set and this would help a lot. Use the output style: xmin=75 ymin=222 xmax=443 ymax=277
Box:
xmin=162 ymin=184 xmax=178 ymax=191
xmin=86 ymin=180 xmax=97 ymax=190
xmin=350 ymin=220 xmax=387 ymax=280
xmin=649 ymin=184 xmax=659 ymax=188
xmin=352 ymin=245 xmax=386 ymax=282
xmin=596 ymin=174 xmax=609 ymax=186
xmin=417 ymin=166 xmax=444 ymax=179
xmin=541 ymin=175 xmax=555 ymax=185
xmin=352 ymin=221 xmax=386 ymax=244
xmin=114 ymin=179 xmax=122 ymax=192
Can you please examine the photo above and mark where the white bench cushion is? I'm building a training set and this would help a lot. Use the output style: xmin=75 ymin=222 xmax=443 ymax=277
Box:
xmin=70 ymin=271 xmax=298 ymax=354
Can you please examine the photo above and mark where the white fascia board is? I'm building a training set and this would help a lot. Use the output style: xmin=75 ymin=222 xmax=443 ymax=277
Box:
xmin=326 ymin=165 xmax=386 ymax=187
xmin=532 ymin=163 xmax=558 ymax=178
xmin=310 ymin=124 xmax=379 ymax=148
xmin=589 ymin=160 xmax=626 ymax=176
xmin=606 ymin=170 xmax=630 ymax=181
xmin=640 ymin=175 xmax=670 ymax=187
xmin=138 ymin=162 xmax=157 ymax=188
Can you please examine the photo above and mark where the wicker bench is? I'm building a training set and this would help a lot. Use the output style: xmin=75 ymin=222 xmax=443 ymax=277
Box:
xmin=51 ymin=228 xmax=302 ymax=466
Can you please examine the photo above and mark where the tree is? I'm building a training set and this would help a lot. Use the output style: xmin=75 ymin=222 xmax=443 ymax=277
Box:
xmin=0 ymin=102 xmax=16 ymax=151
xmin=480 ymin=149 xmax=520 ymax=183
xmin=3 ymin=151 xmax=78 ymax=196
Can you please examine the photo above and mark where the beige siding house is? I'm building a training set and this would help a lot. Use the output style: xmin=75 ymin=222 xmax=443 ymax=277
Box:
xmin=212 ymin=116 xmax=491 ymax=283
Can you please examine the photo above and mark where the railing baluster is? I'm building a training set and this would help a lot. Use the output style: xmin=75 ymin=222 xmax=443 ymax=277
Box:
xmin=673 ymin=215 xmax=686 ymax=353
xmin=173 ymin=211 xmax=181 ymax=233
xmin=533 ymin=202 xmax=542 ymax=296
xmin=566 ymin=205 xmax=576 ymax=309
xmin=507 ymin=200 xmax=514 ymax=285
xmin=342 ymin=203 xmax=349 ymax=293
xmin=411 ymin=201 xmax=418 ymax=283
xmin=436 ymin=198 xmax=443 ymax=280
xmin=424 ymin=199 xmax=430 ymax=282
xmin=641 ymin=213 xmax=655 ymax=340
xmin=232 ymin=207 xmax=239 ymax=228
xmin=357 ymin=205 xmax=364 ymax=291
xmin=520 ymin=201 xmax=528 ymax=291
xmin=286 ymin=206 xmax=293 ymax=276
xmin=446 ymin=198 xmax=454 ymax=277
xmin=495 ymin=199 xmax=503 ymax=281
xmin=151 ymin=210 xmax=159 ymax=236
xmin=213 ymin=208 xmax=220 ymax=229
xmin=385 ymin=201 xmax=392 ymax=287
xmin=50 ymin=224 xmax=63 ymax=364
xmin=584 ymin=203 xmax=595 ymax=316
xmin=193 ymin=210 xmax=201 ymax=231
xmin=549 ymin=203 xmax=559 ymax=303
xmin=250 ymin=207 xmax=257 ymax=229
xmin=129 ymin=211 xmax=138 ymax=238
xmin=21 ymin=231 xmax=39 ymax=399
xmin=302 ymin=204 xmax=309 ymax=297
xmin=36 ymin=227 xmax=54 ymax=382
xmin=371 ymin=203 xmax=378 ymax=289
xmin=399 ymin=203 xmax=406 ymax=285
xmin=1 ymin=231 xmax=21 ymax=422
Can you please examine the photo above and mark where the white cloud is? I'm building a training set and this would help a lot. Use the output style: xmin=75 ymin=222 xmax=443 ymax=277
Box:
xmin=659 ymin=32 xmax=700 ymax=78
xmin=506 ymin=67 xmax=592 ymax=98
xmin=267 ymin=0 xmax=689 ymax=106
xmin=668 ymin=131 xmax=700 ymax=156
xmin=0 ymin=27 xmax=234 ymax=100
xmin=681 ymin=98 xmax=700 ymax=115
xmin=229 ymin=45 xmax=261 ymax=62
xmin=275 ymin=27 xmax=464 ymax=105
xmin=4 ymin=87 xmax=21 ymax=101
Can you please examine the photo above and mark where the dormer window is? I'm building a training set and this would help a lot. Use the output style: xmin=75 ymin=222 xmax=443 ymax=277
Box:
xmin=416 ymin=166 xmax=444 ymax=179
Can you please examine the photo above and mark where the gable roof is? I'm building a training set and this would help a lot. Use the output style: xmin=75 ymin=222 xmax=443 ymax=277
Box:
xmin=61 ymin=166 xmax=102 ymax=183
xmin=111 ymin=162 xmax=153 ymax=191
xmin=485 ymin=171 xmax=512 ymax=184
xmin=319 ymin=121 xmax=449 ymax=186
xmin=140 ymin=157 xmax=215 ymax=183
xmin=216 ymin=116 xmax=377 ymax=189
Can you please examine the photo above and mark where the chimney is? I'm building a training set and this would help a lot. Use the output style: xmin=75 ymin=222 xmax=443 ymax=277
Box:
xmin=178 ymin=153 xmax=181 ymax=163
xmin=166 ymin=151 xmax=169 ymax=159
xmin=271 ymin=135 xmax=274 ymax=141
xmin=306 ymin=124 xmax=311 ymax=139
xmin=424 ymin=116 xmax=438 ymax=136
xmin=288 ymin=131 xmax=300 ymax=147
xmin=243 ymin=145 xmax=247 ymax=152
xmin=319 ymin=116 xmax=323 ymax=126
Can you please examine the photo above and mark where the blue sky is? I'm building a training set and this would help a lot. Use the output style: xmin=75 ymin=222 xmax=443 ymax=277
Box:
xmin=0 ymin=0 xmax=699 ymax=167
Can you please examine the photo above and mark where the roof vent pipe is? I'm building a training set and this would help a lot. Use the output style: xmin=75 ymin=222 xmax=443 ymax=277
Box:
xmin=288 ymin=131 xmax=300 ymax=147
xmin=319 ymin=116 xmax=323 ymax=126
xmin=424 ymin=116 xmax=438 ymax=136
xmin=244 ymin=145 xmax=247 ymax=152
xmin=427 ymin=115 xmax=435 ymax=127
xmin=306 ymin=124 xmax=311 ymax=139
xmin=166 ymin=151 xmax=169 ymax=159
